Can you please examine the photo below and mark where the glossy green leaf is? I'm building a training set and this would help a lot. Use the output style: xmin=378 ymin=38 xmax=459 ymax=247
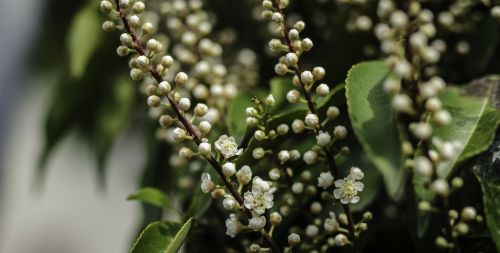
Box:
xmin=270 ymin=77 xmax=294 ymax=109
xmin=472 ymin=134 xmax=500 ymax=252
xmin=67 ymin=0 xmax=102 ymax=78
xmin=434 ymin=76 xmax=500 ymax=178
xmin=184 ymin=183 xmax=212 ymax=220
xmin=130 ymin=218 xmax=193 ymax=253
xmin=345 ymin=60 xmax=405 ymax=199
xmin=127 ymin=187 xmax=172 ymax=209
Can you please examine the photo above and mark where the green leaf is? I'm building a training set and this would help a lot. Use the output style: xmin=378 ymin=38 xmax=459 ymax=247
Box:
xmin=227 ymin=90 xmax=265 ymax=138
xmin=184 ymin=183 xmax=212 ymax=220
xmin=127 ymin=187 xmax=172 ymax=209
xmin=67 ymin=0 xmax=102 ymax=78
xmin=463 ymin=17 xmax=499 ymax=79
xmin=472 ymin=134 xmax=500 ymax=252
xmin=433 ymin=76 xmax=500 ymax=178
xmin=270 ymin=77 xmax=294 ymax=109
xmin=130 ymin=218 xmax=194 ymax=253
xmin=345 ymin=60 xmax=405 ymax=199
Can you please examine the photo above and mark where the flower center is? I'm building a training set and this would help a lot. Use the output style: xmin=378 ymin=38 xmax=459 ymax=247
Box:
xmin=340 ymin=180 xmax=357 ymax=199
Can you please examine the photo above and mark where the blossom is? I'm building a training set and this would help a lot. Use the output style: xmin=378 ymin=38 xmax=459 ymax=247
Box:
xmin=349 ymin=167 xmax=364 ymax=180
xmin=324 ymin=212 xmax=339 ymax=232
xmin=215 ymin=135 xmax=242 ymax=158
xmin=333 ymin=175 xmax=364 ymax=204
xmin=225 ymin=213 xmax=240 ymax=237
xmin=317 ymin=171 xmax=334 ymax=189
xmin=244 ymin=177 xmax=276 ymax=215
xmin=200 ymin=173 xmax=215 ymax=193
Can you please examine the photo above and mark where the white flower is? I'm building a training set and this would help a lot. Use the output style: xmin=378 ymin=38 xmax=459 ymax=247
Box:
xmin=215 ymin=135 xmax=242 ymax=158
xmin=316 ymin=131 xmax=332 ymax=147
xmin=200 ymin=173 xmax=215 ymax=193
xmin=334 ymin=233 xmax=349 ymax=246
xmin=317 ymin=171 xmax=334 ymax=189
xmin=236 ymin=165 xmax=252 ymax=185
xmin=244 ymin=177 xmax=276 ymax=215
xmin=225 ymin=214 xmax=240 ymax=237
xmin=349 ymin=167 xmax=364 ymax=180
xmin=324 ymin=212 xmax=339 ymax=232
xmin=333 ymin=176 xmax=364 ymax=204
xmin=248 ymin=215 xmax=266 ymax=231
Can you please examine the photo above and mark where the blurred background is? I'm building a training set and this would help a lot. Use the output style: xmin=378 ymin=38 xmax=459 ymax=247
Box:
xmin=1 ymin=0 xmax=499 ymax=252
xmin=0 ymin=0 xmax=144 ymax=252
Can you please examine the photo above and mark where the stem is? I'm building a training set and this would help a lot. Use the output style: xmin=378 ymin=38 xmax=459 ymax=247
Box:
xmin=271 ymin=0 xmax=357 ymax=240
xmin=113 ymin=3 xmax=280 ymax=252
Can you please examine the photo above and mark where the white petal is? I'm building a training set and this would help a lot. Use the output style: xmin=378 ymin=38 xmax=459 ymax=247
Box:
xmin=334 ymin=179 xmax=345 ymax=187
xmin=351 ymin=196 xmax=360 ymax=203
xmin=333 ymin=189 xmax=341 ymax=199
xmin=354 ymin=182 xmax=364 ymax=191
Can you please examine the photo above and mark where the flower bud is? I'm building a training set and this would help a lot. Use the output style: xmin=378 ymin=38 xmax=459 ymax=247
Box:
xmin=222 ymin=162 xmax=236 ymax=177
xmin=275 ymin=63 xmax=288 ymax=76
xmin=175 ymin=72 xmax=189 ymax=86
xmin=287 ymin=89 xmax=301 ymax=103
xmin=277 ymin=124 xmax=289 ymax=135
xmin=270 ymin=212 xmax=282 ymax=226
xmin=142 ymin=22 xmax=154 ymax=34
xmin=301 ymin=71 xmax=314 ymax=86
xmin=305 ymin=113 xmax=319 ymax=128
xmin=158 ymin=81 xmax=171 ymax=94
xmin=102 ymin=21 xmax=115 ymax=32
xmin=288 ymin=233 xmax=301 ymax=246
xmin=253 ymin=147 xmax=265 ymax=159
xmin=326 ymin=106 xmax=340 ymax=119
xmin=292 ymin=119 xmax=305 ymax=133
xmin=302 ymin=38 xmax=313 ymax=51
xmin=461 ymin=207 xmax=477 ymax=221
xmin=159 ymin=115 xmax=173 ymax=128
xmin=316 ymin=83 xmax=329 ymax=97
xmin=312 ymin=67 xmax=325 ymax=80
xmin=199 ymin=121 xmax=211 ymax=135
xmin=432 ymin=179 xmax=449 ymax=196
xmin=434 ymin=110 xmax=452 ymax=126
xmin=333 ymin=125 xmax=347 ymax=139
xmin=194 ymin=103 xmax=208 ymax=117
xmin=177 ymin=98 xmax=190 ymax=111
xmin=303 ymin=150 xmax=318 ymax=165
xmin=130 ymin=68 xmax=144 ymax=81
xmin=278 ymin=150 xmax=290 ymax=163
xmin=100 ymin=1 xmax=113 ymax=13
xmin=161 ymin=55 xmax=174 ymax=68
xmin=265 ymin=94 xmax=275 ymax=106
xmin=132 ymin=1 xmax=145 ymax=13
xmin=198 ymin=142 xmax=212 ymax=156
xmin=147 ymin=95 xmax=161 ymax=108
xmin=136 ymin=55 xmax=149 ymax=68
xmin=254 ymin=130 xmax=267 ymax=141
xmin=236 ymin=165 xmax=252 ymax=185
xmin=179 ymin=147 xmax=193 ymax=159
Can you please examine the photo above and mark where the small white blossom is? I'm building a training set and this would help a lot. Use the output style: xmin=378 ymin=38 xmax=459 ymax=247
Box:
xmin=200 ymin=173 xmax=215 ymax=193
xmin=252 ymin=147 xmax=265 ymax=159
xmin=317 ymin=171 xmax=334 ymax=189
xmin=316 ymin=131 xmax=332 ymax=147
xmin=236 ymin=165 xmax=252 ymax=185
xmin=225 ymin=214 xmax=240 ymax=237
xmin=244 ymin=177 xmax=276 ymax=215
xmin=324 ymin=212 xmax=339 ymax=232
xmin=349 ymin=167 xmax=364 ymax=180
xmin=333 ymin=175 xmax=364 ymax=204
xmin=288 ymin=233 xmax=301 ymax=246
xmin=248 ymin=215 xmax=267 ymax=231
xmin=215 ymin=135 xmax=242 ymax=158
